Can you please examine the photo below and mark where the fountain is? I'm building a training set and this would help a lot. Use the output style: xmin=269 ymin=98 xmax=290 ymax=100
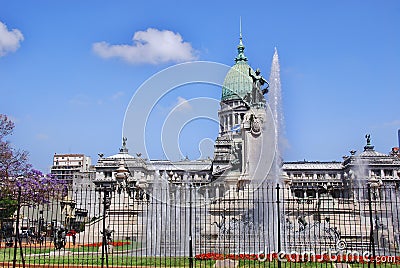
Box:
xmin=144 ymin=172 xmax=200 ymax=257
xmin=145 ymin=171 xmax=171 ymax=256
xmin=269 ymin=47 xmax=284 ymax=179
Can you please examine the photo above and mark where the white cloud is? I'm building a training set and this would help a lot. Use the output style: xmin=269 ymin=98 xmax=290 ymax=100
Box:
xmin=93 ymin=28 xmax=198 ymax=64
xmin=174 ymin=96 xmax=192 ymax=112
xmin=0 ymin=21 xmax=24 ymax=57
xmin=111 ymin=91 xmax=124 ymax=100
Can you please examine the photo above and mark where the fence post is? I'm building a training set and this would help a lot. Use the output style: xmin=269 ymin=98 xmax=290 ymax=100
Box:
xmin=188 ymin=184 xmax=194 ymax=268
xmin=367 ymin=184 xmax=377 ymax=268
xmin=12 ymin=186 xmax=25 ymax=268
xmin=102 ymin=191 xmax=107 ymax=268
xmin=276 ymin=184 xmax=282 ymax=268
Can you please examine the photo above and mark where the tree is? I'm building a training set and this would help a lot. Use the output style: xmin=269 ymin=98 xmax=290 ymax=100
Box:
xmin=0 ymin=114 xmax=67 ymax=214
xmin=0 ymin=114 xmax=31 ymax=179
xmin=0 ymin=114 xmax=67 ymax=265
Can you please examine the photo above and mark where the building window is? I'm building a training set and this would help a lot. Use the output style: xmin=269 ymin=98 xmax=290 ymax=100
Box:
xmin=293 ymin=190 xmax=303 ymax=198
xmin=306 ymin=190 xmax=316 ymax=198
xmin=371 ymin=170 xmax=381 ymax=177
xmin=384 ymin=170 xmax=393 ymax=177
xmin=331 ymin=190 xmax=340 ymax=198
xmin=293 ymin=174 xmax=302 ymax=179
xmin=304 ymin=173 xmax=313 ymax=179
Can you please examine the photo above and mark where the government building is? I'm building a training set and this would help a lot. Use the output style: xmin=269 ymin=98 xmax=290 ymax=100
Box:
xmin=54 ymin=35 xmax=400 ymax=256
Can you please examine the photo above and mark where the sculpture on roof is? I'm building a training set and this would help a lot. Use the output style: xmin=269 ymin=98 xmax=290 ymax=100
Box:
xmin=249 ymin=68 xmax=269 ymax=105
xmin=365 ymin=134 xmax=371 ymax=145
xmin=122 ymin=137 xmax=127 ymax=147
xmin=120 ymin=137 xmax=128 ymax=153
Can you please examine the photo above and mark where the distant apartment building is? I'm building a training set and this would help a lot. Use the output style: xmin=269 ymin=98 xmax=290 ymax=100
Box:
xmin=51 ymin=154 xmax=93 ymax=183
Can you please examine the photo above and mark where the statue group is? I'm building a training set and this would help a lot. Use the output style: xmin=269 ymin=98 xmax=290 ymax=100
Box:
xmin=247 ymin=68 xmax=269 ymax=105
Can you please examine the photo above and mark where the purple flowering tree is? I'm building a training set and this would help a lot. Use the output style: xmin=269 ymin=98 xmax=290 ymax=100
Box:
xmin=1 ymin=170 xmax=67 ymax=205
xmin=1 ymin=114 xmax=67 ymax=264
xmin=0 ymin=114 xmax=67 ymax=216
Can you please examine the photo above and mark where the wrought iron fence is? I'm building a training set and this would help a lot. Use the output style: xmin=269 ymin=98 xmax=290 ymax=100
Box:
xmin=1 ymin=182 xmax=400 ymax=267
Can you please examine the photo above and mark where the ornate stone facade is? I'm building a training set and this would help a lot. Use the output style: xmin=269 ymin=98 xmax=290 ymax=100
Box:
xmin=77 ymin=36 xmax=400 ymax=255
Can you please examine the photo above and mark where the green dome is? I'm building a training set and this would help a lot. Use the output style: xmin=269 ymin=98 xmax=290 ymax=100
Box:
xmin=222 ymin=61 xmax=254 ymax=101
xmin=221 ymin=37 xmax=254 ymax=101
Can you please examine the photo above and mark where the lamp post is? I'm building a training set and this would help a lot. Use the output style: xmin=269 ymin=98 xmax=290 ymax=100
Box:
xmin=93 ymin=177 xmax=116 ymax=268
xmin=60 ymin=199 xmax=76 ymax=231
xmin=38 ymin=211 xmax=44 ymax=245
xmin=316 ymin=182 xmax=333 ymax=222
xmin=367 ymin=176 xmax=381 ymax=268
xmin=115 ymin=161 xmax=136 ymax=196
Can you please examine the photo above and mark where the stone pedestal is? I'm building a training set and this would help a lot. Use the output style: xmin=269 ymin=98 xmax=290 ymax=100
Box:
xmin=241 ymin=107 xmax=275 ymax=184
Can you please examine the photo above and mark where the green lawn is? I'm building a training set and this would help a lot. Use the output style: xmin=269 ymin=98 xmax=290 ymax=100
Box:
xmin=68 ymin=240 xmax=141 ymax=253
xmin=1 ymin=247 xmax=400 ymax=268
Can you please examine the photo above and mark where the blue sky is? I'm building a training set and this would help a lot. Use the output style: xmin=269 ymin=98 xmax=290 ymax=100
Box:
xmin=1 ymin=0 xmax=399 ymax=172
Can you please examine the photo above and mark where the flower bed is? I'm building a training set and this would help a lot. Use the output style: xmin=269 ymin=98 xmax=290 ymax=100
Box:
xmin=194 ymin=253 xmax=225 ymax=260
xmin=83 ymin=241 xmax=131 ymax=247
xmin=195 ymin=253 xmax=267 ymax=261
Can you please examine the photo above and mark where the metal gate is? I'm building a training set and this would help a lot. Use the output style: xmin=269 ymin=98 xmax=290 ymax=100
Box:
xmin=1 ymin=183 xmax=400 ymax=267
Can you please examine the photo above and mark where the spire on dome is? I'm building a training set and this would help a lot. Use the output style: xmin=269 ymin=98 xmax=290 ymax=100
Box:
xmin=235 ymin=17 xmax=247 ymax=62
xmin=239 ymin=16 xmax=242 ymax=39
